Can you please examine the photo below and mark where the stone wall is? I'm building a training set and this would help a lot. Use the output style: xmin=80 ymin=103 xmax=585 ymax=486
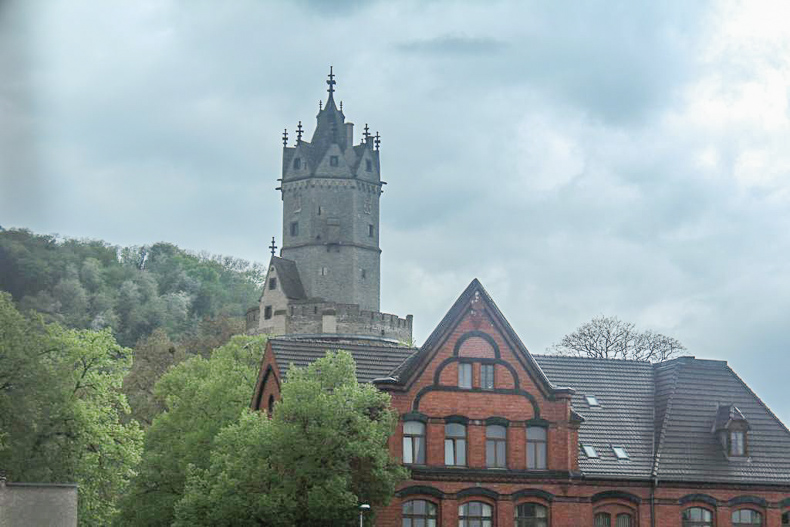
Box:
xmin=0 ymin=482 xmax=77 ymax=527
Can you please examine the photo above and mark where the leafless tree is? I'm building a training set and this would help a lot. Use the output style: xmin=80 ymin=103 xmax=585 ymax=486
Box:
xmin=548 ymin=316 xmax=685 ymax=362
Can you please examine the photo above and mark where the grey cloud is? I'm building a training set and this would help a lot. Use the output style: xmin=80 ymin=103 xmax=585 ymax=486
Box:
xmin=398 ymin=34 xmax=507 ymax=56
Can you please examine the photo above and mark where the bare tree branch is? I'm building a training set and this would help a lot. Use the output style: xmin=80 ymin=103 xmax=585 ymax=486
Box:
xmin=548 ymin=315 xmax=685 ymax=362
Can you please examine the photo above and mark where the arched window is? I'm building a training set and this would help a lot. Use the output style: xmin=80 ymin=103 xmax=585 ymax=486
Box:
xmin=516 ymin=503 xmax=548 ymax=527
xmin=616 ymin=513 xmax=633 ymax=527
xmin=732 ymin=509 xmax=762 ymax=525
xmin=402 ymin=499 xmax=437 ymax=527
xmin=682 ymin=507 xmax=713 ymax=527
xmin=445 ymin=423 xmax=466 ymax=466
xmin=486 ymin=425 xmax=506 ymax=468
xmin=402 ymin=421 xmax=426 ymax=464
xmin=526 ymin=426 xmax=547 ymax=469
xmin=459 ymin=501 xmax=493 ymax=527
xmin=594 ymin=513 xmax=611 ymax=527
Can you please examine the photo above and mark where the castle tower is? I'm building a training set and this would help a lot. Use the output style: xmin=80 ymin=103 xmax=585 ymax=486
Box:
xmin=279 ymin=67 xmax=382 ymax=312
xmin=248 ymin=68 xmax=411 ymax=342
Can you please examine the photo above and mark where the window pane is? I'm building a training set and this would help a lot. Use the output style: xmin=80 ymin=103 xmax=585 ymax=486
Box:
xmin=415 ymin=437 xmax=425 ymax=464
xmin=404 ymin=421 xmax=425 ymax=434
xmin=527 ymin=443 xmax=536 ymax=469
xmin=445 ymin=439 xmax=454 ymax=465
xmin=447 ymin=423 xmax=465 ymax=437
xmin=616 ymin=514 xmax=632 ymax=527
xmin=457 ymin=439 xmax=466 ymax=465
xmin=595 ymin=513 xmax=611 ymax=527
xmin=459 ymin=364 xmax=472 ymax=388
xmin=403 ymin=437 xmax=413 ymax=464
xmin=537 ymin=442 xmax=547 ymax=469
xmin=527 ymin=427 xmax=547 ymax=440
xmin=497 ymin=441 xmax=506 ymax=467
xmin=414 ymin=519 xmax=424 ymax=527
xmin=487 ymin=425 xmax=506 ymax=438
xmin=486 ymin=440 xmax=495 ymax=467
xmin=783 ymin=511 xmax=789 ymax=525
xmin=403 ymin=519 xmax=412 ymax=527
xmin=414 ymin=500 xmax=425 ymax=514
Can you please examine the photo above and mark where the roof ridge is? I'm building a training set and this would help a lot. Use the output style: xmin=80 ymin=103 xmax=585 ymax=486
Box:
xmin=652 ymin=360 xmax=682 ymax=478
xmin=533 ymin=353 xmax=651 ymax=365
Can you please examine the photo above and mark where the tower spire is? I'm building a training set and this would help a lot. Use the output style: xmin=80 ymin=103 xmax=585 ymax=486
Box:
xmin=326 ymin=66 xmax=336 ymax=98
xmin=296 ymin=121 xmax=303 ymax=143
xmin=282 ymin=128 xmax=288 ymax=147
xmin=269 ymin=236 xmax=277 ymax=256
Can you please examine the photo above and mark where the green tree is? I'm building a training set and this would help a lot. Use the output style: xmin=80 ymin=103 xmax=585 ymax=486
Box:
xmin=116 ymin=335 xmax=267 ymax=527
xmin=174 ymin=351 xmax=407 ymax=527
xmin=0 ymin=293 xmax=143 ymax=526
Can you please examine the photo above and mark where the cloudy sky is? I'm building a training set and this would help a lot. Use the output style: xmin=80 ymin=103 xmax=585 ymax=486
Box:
xmin=2 ymin=1 xmax=790 ymax=423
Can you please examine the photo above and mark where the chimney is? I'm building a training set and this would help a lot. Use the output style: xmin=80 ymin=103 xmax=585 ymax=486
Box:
xmin=345 ymin=122 xmax=354 ymax=148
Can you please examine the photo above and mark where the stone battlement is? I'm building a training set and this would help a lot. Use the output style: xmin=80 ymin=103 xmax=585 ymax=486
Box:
xmin=246 ymin=301 xmax=412 ymax=343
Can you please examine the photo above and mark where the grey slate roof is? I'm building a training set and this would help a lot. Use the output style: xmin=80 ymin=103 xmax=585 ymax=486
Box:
xmin=271 ymin=257 xmax=306 ymax=300
xmin=535 ymin=354 xmax=790 ymax=485
xmin=534 ymin=355 xmax=656 ymax=480
xmin=652 ymin=356 xmax=790 ymax=485
xmin=269 ymin=336 xmax=415 ymax=384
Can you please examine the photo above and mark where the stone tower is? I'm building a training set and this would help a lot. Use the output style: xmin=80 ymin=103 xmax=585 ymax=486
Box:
xmin=279 ymin=67 xmax=381 ymax=312
xmin=247 ymin=68 xmax=412 ymax=342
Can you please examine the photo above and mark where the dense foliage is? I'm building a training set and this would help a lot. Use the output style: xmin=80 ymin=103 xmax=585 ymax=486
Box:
xmin=116 ymin=335 xmax=267 ymax=527
xmin=0 ymin=293 xmax=143 ymax=526
xmin=0 ymin=228 xmax=264 ymax=348
xmin=173 ymin=351 xmax=407 ymax=527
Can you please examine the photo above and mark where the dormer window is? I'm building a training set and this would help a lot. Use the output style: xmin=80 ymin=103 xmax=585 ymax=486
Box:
xmin=330 ymin=155 xmax=339 ymax=167
xmin=268 ymin=278 xmax=277 ymax=290
xmin=713 ymin=404 xmax=750 ymax=458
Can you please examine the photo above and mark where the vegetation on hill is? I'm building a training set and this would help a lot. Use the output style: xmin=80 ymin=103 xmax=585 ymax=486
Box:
xmin=0 ymin=228 xmax=264 ymax=348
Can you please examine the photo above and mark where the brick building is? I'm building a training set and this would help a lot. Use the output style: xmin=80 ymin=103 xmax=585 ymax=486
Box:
xmin=249 ymin=71 xmax=790 ymax=526
xmin=252 ymin=279 xmax=790 ymax=526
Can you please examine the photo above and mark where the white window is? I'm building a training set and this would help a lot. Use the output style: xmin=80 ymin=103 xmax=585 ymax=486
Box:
xmin=444 ymin=423 xmax=466 ymax=466
xmin=527 ymin=427 xmax=547 ymax=469
xmin=582 ymin=445 xmax=598 ymax=458
xmin=458 ymin=363 xmax=472 ymax=389
xmin=402 ymin=421 xmax=425 ymax=464
xmin=319 ymin=267 xmax=329 ymax=276
xmin=586 ymin=395 xmax=599 ymax=406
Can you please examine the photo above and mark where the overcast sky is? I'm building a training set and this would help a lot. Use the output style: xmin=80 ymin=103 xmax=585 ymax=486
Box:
xmin=2 ymin=1 xmax=790 ymax=425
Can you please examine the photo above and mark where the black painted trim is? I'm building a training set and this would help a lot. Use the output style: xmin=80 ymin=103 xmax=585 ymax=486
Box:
xmin=526 ymin=418 xmax=550 ymax=427
xmin=445 ymin=415 xmax=470 ymax=425
xmin=728 ymin=495 xmax=767 ymax=507
xmin=591 ymin=490 xmax=642 ymax=505
xmin=457 ymin=487 xmax=500 ymax=500
xmin=453 ymin=330 xmax=501 ymax=359
xmin=485 ymin=416 xmax=510 ymax=427
xmin=511 ymin=489 xmax=555 ymax=502
xmin=679 ymin=494 xmax=719 ymax=507
xmin=402 ymin=412 xmax=428 ymax=423
xmin=413 ymin=385 xmax=540 ymax=418
xmin=396 ymin=485 xmax=446 ymax=499
xmin=253 ymin=365 xmax=278 ymax=411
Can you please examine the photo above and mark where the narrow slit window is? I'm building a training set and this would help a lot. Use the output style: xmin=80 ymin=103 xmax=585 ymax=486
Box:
xmin=330 ymin=155 xmax=339 ymax=167
xmin=458 ymin=363 xmax=472 ymax=389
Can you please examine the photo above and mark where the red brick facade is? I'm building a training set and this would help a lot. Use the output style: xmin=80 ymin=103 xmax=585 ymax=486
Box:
xmin=252 ymin=283 xmax=790 ymax=526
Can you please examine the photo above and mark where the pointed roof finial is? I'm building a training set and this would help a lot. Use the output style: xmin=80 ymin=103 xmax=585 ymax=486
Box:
xmin=374 ymin=131 xmax=381 ymax=151
xmin=319 ymin=100 xmax=322 ymax=110
xmin=282 ymin=128 xmax=288 ymax=147
xmin=296 ymin=121 xmax=303 ymax=143
xmin=363 ymin=123 xmax=370 ymax=140
xmin=340 ymin=101 xmax=343 ymax=111
xmin=269 ymin=236 xmax=277 ymax=256
xmin=326 ymin=65 xmax=336 ymax=96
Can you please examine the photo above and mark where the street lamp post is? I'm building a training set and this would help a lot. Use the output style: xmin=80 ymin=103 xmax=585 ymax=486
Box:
xmin=359 ymin=503 xmax=371 ymax=527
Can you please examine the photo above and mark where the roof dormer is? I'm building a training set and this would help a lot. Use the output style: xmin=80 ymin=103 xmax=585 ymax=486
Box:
xmin=712 ymin=403 xmax=750 ymax=458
